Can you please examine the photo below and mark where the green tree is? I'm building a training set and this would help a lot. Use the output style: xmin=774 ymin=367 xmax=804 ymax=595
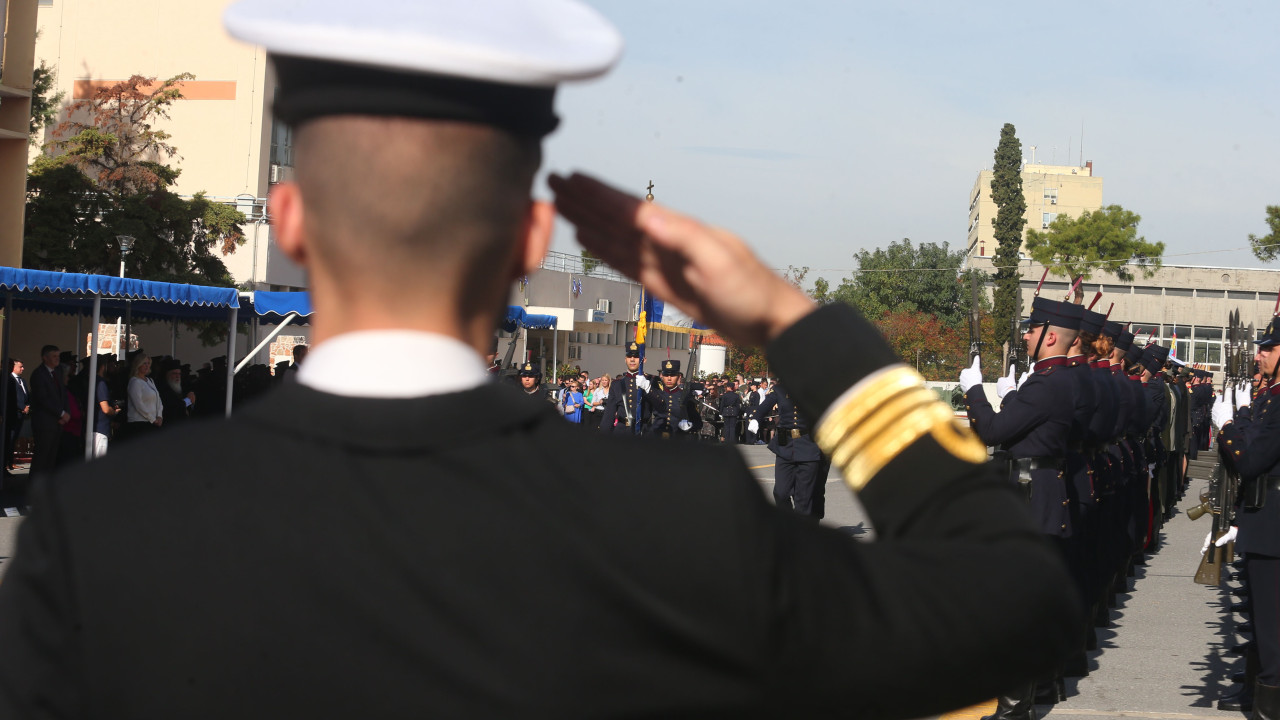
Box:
xmin=1024 ymin=205 xmax=1164 ymax=296
xmin=581 ymin=249 xmax=601 ymax=274
xmin=29 ymin=60 xmax=65 ymax=143
xmin=828 ymin=239 xmax=981 ymax=326
xmin=809 ymin=277 xmax=830 ymax=304
xmin=990 ymin=123 xmax=1026 ymax=355
xmin=24 ymin=74 xmax=243 ymax=286
xmin=1249 ymin=206 xmax=1280 ymax=262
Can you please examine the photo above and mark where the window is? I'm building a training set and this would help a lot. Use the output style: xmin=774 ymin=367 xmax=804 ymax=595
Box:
xmin=1228 ymin=291 xmax=1256 ymax=301
xmin=269 ymin=94 xmax=294 ymax=167
xmin=1165 ymin=288 xmax=1193 ymax=298
xmin=1043 ymin=188 xmax=1058 ymax=205
xmin=1041 ymin=212 xmax=1057 ymax=228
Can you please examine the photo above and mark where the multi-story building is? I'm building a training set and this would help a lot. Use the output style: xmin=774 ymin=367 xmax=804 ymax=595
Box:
xmin=967 ymin=162 xmax=1103 ymax=260
xmin=507 ymin=251 xmax=710 ymax=381
xmin=30 ymin=0 xmax=302 ymax=292
xmin=1 ymin=0 xmax=38 ymax=268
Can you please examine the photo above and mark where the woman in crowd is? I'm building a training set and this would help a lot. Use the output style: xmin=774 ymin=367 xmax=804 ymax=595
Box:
xmin=125 ymin=353 xmax=163 ymax=440
xmin=562 ymin=379 xmax=584 ymax=424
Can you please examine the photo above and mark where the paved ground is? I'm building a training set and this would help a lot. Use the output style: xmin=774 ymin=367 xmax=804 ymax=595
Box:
xmin=0 ymin=446 xmax=1240 ymax=719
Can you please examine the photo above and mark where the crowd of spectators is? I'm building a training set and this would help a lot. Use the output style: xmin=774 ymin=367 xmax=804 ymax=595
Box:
xmin=549 ymin=365 xmax=781 ymax=443
xmin=0 ymin=342 xmax=309 ymax=510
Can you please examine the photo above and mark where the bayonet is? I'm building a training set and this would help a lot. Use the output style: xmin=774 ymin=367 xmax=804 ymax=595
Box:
xmin=1064 ymin=275 xmax=1084 ymax=303
xmin=1033 ymin=267 xmax=1050 ymax=297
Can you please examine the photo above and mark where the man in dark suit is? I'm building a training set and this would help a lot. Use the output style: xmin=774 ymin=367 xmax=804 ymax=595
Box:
xmin=157 ymin=359 xmax=196 ymax=427
xmin=0 ymin=2 xmax=1078 ymax=718
xmin=27 ymin=344 xmax=67 ymax=480
xmin=5 ymin=357 xmax=28 ymax=472
xmin=717 ymin=380 xmax=742 ymax=443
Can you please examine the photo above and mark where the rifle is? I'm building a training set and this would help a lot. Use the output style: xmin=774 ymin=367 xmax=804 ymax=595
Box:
xmin=968 ymin=273 xmax=981 ymax=361
xmin=1010 ymin=280 xmax=1024 ymax=374
xmin=1192 ymin=309 xmax=1245 ymax=585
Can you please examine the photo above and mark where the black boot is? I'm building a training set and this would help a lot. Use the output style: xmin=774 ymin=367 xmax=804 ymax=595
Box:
xmin=1252 ymin=681 xmax=1280 ymax=720
xmin=981 ymin=683 xmax=1037 ymax=720
xmin=1221 ymin=681 xmax=1255 ymax=711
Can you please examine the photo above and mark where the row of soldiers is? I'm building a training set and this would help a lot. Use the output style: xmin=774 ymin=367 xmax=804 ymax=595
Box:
xmin=960 ymin=295 xmax=1215 ymax=720
xmin=1203 ymin=317 xmax=1280 ymax=719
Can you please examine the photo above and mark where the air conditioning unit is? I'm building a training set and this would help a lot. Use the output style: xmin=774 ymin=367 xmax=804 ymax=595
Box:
xmin=1050 ymin=198 xmax=1057 ymax=205
xmin=596 ymin=299 xmax=612 ymax=313
xmin=1042 ymin=222 xmax=1050 ymax=229
xmin=269 ymin=164 xmax=282 ymax=184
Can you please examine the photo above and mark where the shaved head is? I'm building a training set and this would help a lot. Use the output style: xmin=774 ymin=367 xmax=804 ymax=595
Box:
xmin=293 ymin=117 xmax=541 ymax=291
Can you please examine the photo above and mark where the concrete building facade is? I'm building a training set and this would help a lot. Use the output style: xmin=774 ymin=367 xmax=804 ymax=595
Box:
xmin=505 ymin=251 xmax=707 ymax=381
xmin=30 ymin=0 xmax=303 ymax=292
xmin=967 ymin=162 xmax=1103 ymax=260
xmin=1 ymin=0 xmax=38 ymax=268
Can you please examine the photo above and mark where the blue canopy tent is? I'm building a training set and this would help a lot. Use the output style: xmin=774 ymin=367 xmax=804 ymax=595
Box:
xmin=0 ymin=267 xmax=241 ymax=460
xmin=235 ymin=291 xmax=313 ymax=373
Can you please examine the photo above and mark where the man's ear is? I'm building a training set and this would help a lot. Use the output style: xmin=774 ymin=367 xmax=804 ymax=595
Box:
xmin=270 ymin=182 xmax=308 ymax=267
xmin=514 ymin=200 xmax=555 ymax=279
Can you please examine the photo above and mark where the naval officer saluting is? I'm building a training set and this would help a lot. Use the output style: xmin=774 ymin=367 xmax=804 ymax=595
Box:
xmin=0 ymin=1 xmax=1080 ymax=717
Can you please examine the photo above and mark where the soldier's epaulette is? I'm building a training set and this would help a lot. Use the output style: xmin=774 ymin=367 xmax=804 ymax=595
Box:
xmin=1036 ymin=366 xmax=1061 ymax=376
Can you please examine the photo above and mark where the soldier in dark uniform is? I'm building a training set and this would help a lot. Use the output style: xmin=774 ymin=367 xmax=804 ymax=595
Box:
xmin=1139 ymin=344 xmax=1171 ymax=547
xmin=599 ymin=342 xmax=654 ymax=434
xmin=517 ymin=362 xmax=555 ymax=404
xmin=757 ymin=382 xmax=831 ymax=519
xmin=646 ymin=360 xmax=700 ymax=439
xmin=744 ymin=380 xmax=763 ymax=444
xmin=1213 ymin=319 xmax=1280 ymax=718
xmin=718 ymin=381 xmax=743 ymax=443
xmin=963 ymin=296 xmax=1082 ymax=719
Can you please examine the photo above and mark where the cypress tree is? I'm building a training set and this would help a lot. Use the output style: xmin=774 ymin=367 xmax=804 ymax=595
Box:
xmin=990 ymin=123 xmax=1026 ymax=359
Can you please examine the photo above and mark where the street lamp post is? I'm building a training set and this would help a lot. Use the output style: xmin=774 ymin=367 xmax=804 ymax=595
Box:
xmin=116 ymin=236 xmax=134 ymax=360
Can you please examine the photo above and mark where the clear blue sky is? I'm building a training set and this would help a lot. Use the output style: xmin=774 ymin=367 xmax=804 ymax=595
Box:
xmin=540 ymin=0 xmax=1280 ymax=289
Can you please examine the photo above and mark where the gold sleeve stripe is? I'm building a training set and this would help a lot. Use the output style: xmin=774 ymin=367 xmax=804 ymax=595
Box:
xmin=815 ymin=365 xmax=987 ymax=492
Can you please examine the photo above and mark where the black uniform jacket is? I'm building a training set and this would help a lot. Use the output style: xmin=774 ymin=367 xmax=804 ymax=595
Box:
xmin=1222 ymin=382 xmax=1280 ymax=557
xmin=599 ymin=371 xmax=655 ymax=433
xmin=0 ymin=305 xmax=1078 ymax=719
xmin=965 ymin=359 xmax=1075 ymax=537
xmin=645 ymin=382 xmax=701 ymax=435
xmin=758 ymin=389 xmax=822 ymax=463
xmin=718 ymin=390 xmax=742 ymax=418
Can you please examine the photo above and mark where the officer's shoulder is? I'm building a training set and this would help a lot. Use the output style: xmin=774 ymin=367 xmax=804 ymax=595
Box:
xmin=1035 ymin=366 xmax=1061 ymax=377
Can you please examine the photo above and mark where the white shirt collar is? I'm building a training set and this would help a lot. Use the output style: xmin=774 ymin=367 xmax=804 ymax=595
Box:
xmin=297 ymin=330 xmax=488 ymax=398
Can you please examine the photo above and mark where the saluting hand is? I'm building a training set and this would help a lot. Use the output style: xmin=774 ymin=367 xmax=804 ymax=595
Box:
xmin=549 ymin=173 xmax=815 ymax=349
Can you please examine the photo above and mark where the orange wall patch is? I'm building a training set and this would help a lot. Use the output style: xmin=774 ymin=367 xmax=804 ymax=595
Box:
xmin=73 ymin=80 xmax=237 ymax=101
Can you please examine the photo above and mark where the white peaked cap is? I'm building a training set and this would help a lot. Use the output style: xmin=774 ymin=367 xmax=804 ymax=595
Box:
xmin=223 ymin=0 xmax=623 ymax=86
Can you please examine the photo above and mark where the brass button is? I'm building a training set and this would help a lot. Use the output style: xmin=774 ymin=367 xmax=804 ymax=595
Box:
xmin=1061 ymin=524 xmax=1067 ymax=530
xmin=1062 ymin=500 xmax=1068 ymax=507
xmin=1236 ymin=450 xmax=1242 ymax=456
xmin=1058 ymin=472 xmax=1064 ymax=478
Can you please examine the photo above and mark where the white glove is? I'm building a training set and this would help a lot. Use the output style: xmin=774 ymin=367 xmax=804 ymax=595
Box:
xmin=748 ymin=419 xmax=759 ymax=434
xmin=958 ymin=356 xmax=982 ymax=393
xmin=1017 ymin=370 xmax=1030 ymax=389
xmin=693 ymin=389 xmax=703 ymax=396
xmin=678 ymin=419 xmax=693 ymax=432
xmin=996 ymin=364 xmax=1017 ymax=399
xmin=635 ymin=375 xmax=651 ymax=393
xmin=1236 ymin=381 xmax=1252 ymax=410
xmin=1216 ymin=526 xmax=1238 ymax=547
xmin=1212 ymin=396 xmax=1234 ymax=430
xmin=1202 ymin=531 xmax=1213 ymax=556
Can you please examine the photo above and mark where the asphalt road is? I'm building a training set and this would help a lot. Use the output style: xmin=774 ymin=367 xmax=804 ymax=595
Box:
xmin=0 ymin=448 xmax=1236 ymax=719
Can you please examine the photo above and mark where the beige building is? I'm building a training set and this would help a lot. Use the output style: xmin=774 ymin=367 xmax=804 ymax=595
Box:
xmin=31 ymin=0 xmax=303 ymax=291
xmin=1 ymin=0 xmax=38 ymax=268
xmin=967 ymin=162 xmax=1104 ymax=260
xmin=967 ymin=256 xmax=1280 ymax=377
